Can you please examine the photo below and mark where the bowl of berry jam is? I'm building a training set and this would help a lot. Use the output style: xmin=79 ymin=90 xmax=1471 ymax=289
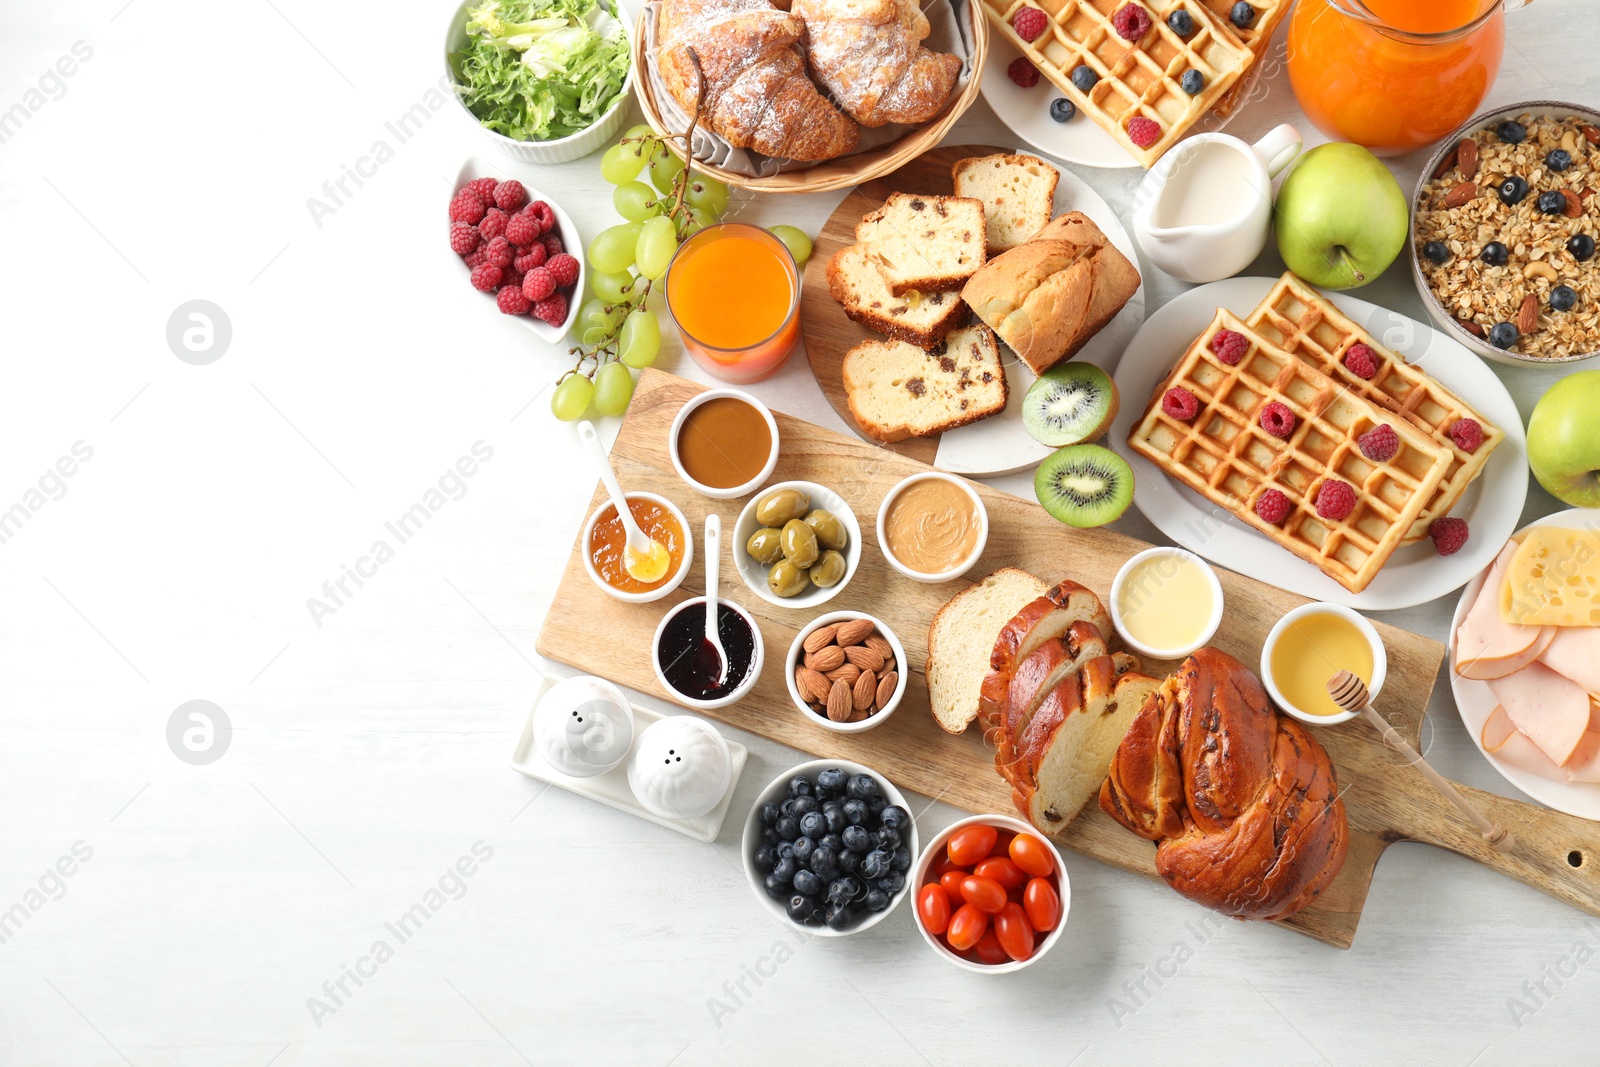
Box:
xmin=651 ymin=595 xmax=764 ymax=711
xmin=742 ymin=759 xmax=918 ymax=937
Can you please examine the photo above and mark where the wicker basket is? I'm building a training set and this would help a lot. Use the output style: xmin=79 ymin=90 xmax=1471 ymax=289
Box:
xmin=633 ymin=0 xmax=989 ymax=194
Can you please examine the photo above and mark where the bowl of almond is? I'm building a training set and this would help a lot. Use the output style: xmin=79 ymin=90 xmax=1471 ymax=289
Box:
xmin=785 ymin=612 xmax=907 ymax=734
xmin=1411 ymin=101 xmax=1600 ymax=366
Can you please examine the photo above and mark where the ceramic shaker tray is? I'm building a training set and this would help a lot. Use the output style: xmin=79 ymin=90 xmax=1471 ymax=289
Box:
xmin=536 ymin=370 xmax=1600 ymax=948
xmin=511 ymin=674 xmax=749 ymax=843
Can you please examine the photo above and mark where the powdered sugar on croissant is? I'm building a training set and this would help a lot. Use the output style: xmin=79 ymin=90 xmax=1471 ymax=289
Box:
xmin=792 ymin=0 xmax=961 ymax=127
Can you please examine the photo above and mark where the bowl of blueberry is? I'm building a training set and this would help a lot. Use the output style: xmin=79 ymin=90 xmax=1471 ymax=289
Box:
xmin=742 ymin=760 xmax=918 ymax=937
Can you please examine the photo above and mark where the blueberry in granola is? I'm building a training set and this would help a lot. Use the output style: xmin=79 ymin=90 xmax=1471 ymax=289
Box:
xmin=1480 ymin=241 xmax=1509 ymax=267
xmin=1489 ymin=322 xmax=1519 ymax=349
xmin=1551 ymin=285 xmax=1578 ymax=312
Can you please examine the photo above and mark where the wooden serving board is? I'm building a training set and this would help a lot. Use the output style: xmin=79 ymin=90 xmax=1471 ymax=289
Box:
xmin=800 ymin=143 xmax=1012 ymax=467
xmin=538 ymin=370 xmax=1600 ymax=949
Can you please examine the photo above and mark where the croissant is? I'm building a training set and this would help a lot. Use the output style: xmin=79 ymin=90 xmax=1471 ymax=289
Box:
xmin=656 ymin=0 xmax=860 ymax=161
xmin=791 ymin=0 xmax=961 ymax=127
xmin=1099 ymin=647 xmax=1349 ymax=922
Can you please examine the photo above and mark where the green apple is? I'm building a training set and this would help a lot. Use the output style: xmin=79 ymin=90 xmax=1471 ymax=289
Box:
xmin=1528 ymin=371 xmax=1600 ymax=507
xmin=1273 ymin=143 xmax=1408 ymax=290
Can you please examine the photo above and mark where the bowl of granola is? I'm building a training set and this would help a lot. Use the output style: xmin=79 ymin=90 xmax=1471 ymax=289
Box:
xmin=1411 ymin=102 xmax=1600 ymax=366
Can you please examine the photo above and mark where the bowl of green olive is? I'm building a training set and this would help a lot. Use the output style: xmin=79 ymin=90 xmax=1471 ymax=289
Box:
xmin=733 ymin=481 xmax=862 ymax=610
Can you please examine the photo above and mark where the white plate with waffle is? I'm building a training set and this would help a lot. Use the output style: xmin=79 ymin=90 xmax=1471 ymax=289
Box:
xmin=1110 ymin=276 xmax=1527 ymax=610
xmin=978 ymin=0 xmax=1282 ymax=169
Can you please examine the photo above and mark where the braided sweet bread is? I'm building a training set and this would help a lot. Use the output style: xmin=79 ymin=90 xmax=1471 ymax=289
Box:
xmin=1099 ymin=647 xmax=1349 ymax=922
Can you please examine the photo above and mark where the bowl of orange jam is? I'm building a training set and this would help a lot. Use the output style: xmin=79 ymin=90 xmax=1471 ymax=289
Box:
xmin=1261 ymin=602 xmax=1388 ymax=726
xmin=581 ymin=491 xmax=693 ymax=604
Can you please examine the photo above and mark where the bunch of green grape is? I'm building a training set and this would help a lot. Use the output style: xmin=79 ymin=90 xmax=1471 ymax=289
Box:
xmin=549 ymin=125 xmax=730 ymax=423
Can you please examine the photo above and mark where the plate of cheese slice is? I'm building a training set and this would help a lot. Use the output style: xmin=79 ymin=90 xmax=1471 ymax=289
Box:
xmin=1110 ymin=273 xmax=1526 ymax=610
xmin=1450 ymin=512 xmax=1600 ymax=821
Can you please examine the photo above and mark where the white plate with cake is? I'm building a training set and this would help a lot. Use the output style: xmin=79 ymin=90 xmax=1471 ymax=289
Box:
xmin=1110 ymin=274 xmax=1526 ymax=610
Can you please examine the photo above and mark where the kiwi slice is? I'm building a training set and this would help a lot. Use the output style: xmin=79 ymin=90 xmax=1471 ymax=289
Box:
xmin=1034 ymin=444 xmax=1134 ymax=528
xmin=1022 ymin=363 xmax=1119 ymax=447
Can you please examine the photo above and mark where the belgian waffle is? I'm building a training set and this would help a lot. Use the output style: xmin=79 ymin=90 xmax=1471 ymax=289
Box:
xmin=1196 ymin=0 xmax=1288 ymax=117
xmin=1246 ymin=272 xmax=1504 ymax=543
xmin=1128 ymin=311 xmax=1453 ymax=594
xmin=982 ymin=0 xmax=1255 ymax=167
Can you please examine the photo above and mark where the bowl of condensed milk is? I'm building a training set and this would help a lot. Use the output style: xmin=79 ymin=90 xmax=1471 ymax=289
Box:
xmin=876 ymin=473 xmax=988 ymax=584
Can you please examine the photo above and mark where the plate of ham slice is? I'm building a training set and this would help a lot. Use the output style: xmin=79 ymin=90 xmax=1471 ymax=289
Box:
xmin=1450 ymin=509 xmax=1600 ymax=820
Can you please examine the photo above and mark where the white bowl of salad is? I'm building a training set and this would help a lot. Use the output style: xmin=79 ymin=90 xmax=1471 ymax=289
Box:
xmin=445 ymin=0 xmax=633 ymax=166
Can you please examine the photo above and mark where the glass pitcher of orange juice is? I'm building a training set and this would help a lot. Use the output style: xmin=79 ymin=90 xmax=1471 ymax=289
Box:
xmin=1287 ymin=0 xmax=1529 ymax=155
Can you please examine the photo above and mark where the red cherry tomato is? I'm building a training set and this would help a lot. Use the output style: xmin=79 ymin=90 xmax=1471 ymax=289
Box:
xmin=994 ymin=901 xmax=1035 ymax=962
xmin=946 ymin=903 xmax=989 ymax=952
xmin=959 ymin=874 xmax=1007 ymax=913
xmin=988 ymin=829 xmax=1016 ymax=857
xmin=947 ymin=824 xmax=999 ymax=867
xmin=939 ymin=870 xmax=966 ymax=898
xmin=974 ymin=931 xmax=1009 ymax=966
xmin=929 ymin=851 xmax=961 ymax=879
xmin=1009 ymin=833 xmax=1055 ymax=878
xmin=1023 ymin=876 xmax=1061 ymax=932
xmin=974 ymin=856 xmax=1027 ymax=889
xmin=917 ymin=884 xmax=952 ymax=936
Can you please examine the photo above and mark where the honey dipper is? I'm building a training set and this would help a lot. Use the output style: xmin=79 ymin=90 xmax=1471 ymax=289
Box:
xmin=1328 ymin=670 xmax=1512 ymax=853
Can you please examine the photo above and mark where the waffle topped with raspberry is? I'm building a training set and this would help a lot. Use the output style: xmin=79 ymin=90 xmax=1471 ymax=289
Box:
xmin=985 ymin=0 xmax=1255 ymax=167
xmin=1128 ymin=311 xmax=1453 ymax=594
xmin=1245 ymin=272 xmax=1504 ymax=543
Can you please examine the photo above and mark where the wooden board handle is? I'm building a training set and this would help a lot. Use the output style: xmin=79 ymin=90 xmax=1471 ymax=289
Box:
xmin=1389 ymin=765 xmax=1600 ymax=919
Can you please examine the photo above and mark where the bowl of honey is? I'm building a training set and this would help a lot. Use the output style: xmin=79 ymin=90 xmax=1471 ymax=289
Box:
xmin=669 ymin=389 xmax=780 ymax=500
xmin=1261 ymin=602 xmax=1388 ymax=726
xmin=581 ymin=491 xmax=693 ymax=604
xmin=665 ymin=223 xmax=801 ymax=384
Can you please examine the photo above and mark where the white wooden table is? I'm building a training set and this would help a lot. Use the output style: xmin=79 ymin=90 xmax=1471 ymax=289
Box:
xmin=0 ymin=1 xmax=1595 ymax=1064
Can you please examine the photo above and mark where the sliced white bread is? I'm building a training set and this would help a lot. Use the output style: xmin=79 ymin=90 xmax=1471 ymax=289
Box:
xmin=1018 ymin=659 xmax=1162 ymax=834
xmin=926 ymin=567 xmax=1047 ymax=734
xmin=856 ymin=193 xmax=987 ymax=295
xmin=841 ymin=324 xmax=1008 ymax=443
xmin=827 ymin=243 xmax=969 ymax=349
xmin=952 ymin=153 xmax=1059 ymax=255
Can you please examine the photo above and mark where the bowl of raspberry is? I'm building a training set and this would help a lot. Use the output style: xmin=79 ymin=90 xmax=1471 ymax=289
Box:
xmin=449 ymin=158 xmax=583 ymax=343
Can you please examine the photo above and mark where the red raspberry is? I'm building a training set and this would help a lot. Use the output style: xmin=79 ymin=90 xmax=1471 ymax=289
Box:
xmin=1007 ymin=57 xmax=1040 ymax=88
xmin=546 ymin=253 xmax=580 ymax=288
xmin=1357 ymin=423 xmax=1399 ymax=462
xmin=529 ymin=201 xmax=556 ymax=232
xmin=1254 ymin=488 xmax=1291 ymax=526
xmin=1211 ymin=328 xmax=1248 ymax=365
xmin=1342 ymin=342 xmax=1378 ymax=380
xmin=463 ymin=249 xmax=487 ymax=269
xmin=543 ymin=233 xmax=565 ymax=256
xmin=533 ymin=292 xmax=569 ymax=326
xmin=1111 ymin=3 xmax=1152 ymax=40
xmin=1162 ymin=386 xmax=1199 ymax=421
xmin=464 ymin=177 xmax=498 ymax=202
xmin=514 ymin=243 xmax=548 ymax=273
xmin=449 ymin=222 xmax=480 ymax=256
xmin=1449 ymin=418 xmax=1484 ymax=453
xmin=1012 ymin=6 xmax=1048 ymax=40
xmin=1128 ymin=116 xmax=1161 ymax=148
xmin=494 ymin=180 xmax=526 ymax=212
xmin=449 ymin=192 xmax=486 ymax=225
xmin=1429 ymin=516 xmax=1469 ymax=556
xmin=1258 ymin=401 xmax=1296 ymax=438
xmin=497 ymin=284 xmax=531 ymax=315
xmin=523 ymin=267 xmax=557 ymax=302
xmin=501 ymin=267 xmax=524 ymax=292
xmin=484 ymin=236 xmax=513 ymax=269
xmin=1315 ymin=479 xmax=1356 ymax=521
xmin=470 ymin=264 xmax=502 ymax=293
xmin=480 ymin=208 xmax=508 ymax=240
xmin=505 ymin=213 xmax=539 ymax=247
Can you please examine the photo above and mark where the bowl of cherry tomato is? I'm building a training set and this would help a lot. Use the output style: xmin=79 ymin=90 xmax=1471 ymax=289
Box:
xmin=911 ymin=815 xmax=1068 ymax=973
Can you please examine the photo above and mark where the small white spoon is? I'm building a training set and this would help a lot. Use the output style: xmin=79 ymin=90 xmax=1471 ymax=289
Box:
xmin=577 ymin=420 xmax=669 ymax=584
xmin=703 ymin=514 xmax=727 ymax=686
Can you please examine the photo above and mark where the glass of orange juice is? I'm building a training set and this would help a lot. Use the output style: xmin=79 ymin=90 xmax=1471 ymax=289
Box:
xmin=1287 ymin=0 xmax=1528 ymax=156
xmin=665 ymin=223 xmax=801 ymax=385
